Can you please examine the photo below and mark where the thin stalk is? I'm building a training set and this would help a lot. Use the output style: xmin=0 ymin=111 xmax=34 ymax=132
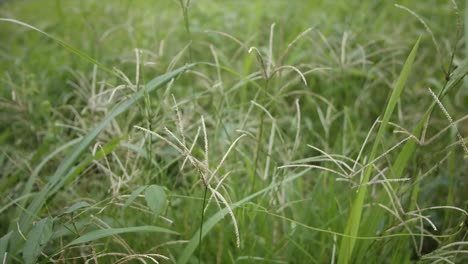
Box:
xmin=251 ymin=79 xmax=269 ymax=192
xmin=179 ymin=0 xmax=193 ymax=63
xmin=252 ymin=114 xmax=264 ymax=193
xmin=198 ymin=184 xmax=209 ymax=263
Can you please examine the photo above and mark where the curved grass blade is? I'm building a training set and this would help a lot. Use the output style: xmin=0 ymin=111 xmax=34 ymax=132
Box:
xmin=21 ymin=217 xmax=54 ymax=264
xmin=64 ymin=201 xmax=91 ymax=215
xmin=124 ymin=186 xmax=147 ymax=209
xmin=19 ymin=137 xmax=82 ymax=209
xmin=66 ymin=226 xmax=178 ymax=247
xmin=50 ymin=136 xmax=123 ymax=194
xmin=0 ymin=232 xmax=12 ymax=264
xmin=338 ymin=37 xmax=420 ymax=264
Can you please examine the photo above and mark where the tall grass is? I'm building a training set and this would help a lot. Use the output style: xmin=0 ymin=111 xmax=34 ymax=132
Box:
xmin=1 ymin=0 xmax=467 ymax=263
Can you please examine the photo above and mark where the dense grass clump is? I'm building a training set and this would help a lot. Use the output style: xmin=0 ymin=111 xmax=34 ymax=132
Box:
xmin=0 ymin=0 xmax=467 ymax=263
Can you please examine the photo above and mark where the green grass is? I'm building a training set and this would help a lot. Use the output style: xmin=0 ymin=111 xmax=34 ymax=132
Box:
xmin=338 ymin=37 xmax=421 ymax=264
xmin=1 ymin=0 xmax=467 ymax=263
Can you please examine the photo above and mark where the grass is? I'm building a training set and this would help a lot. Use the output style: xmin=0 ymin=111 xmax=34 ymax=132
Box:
xmin=338 ymin=37 xmax=421 ymax=264
xmin=0 ymin=0 xmax=467 ymax=263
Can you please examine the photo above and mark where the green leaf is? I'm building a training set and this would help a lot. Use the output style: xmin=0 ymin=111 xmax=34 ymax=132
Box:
xmin=66 ymin=226 xmax=178 ymax=247
xmin=124 ymin=186 xmax=147 ymax=209
xmin=144 ymin=185 xmax=167 ymax=217
xmin=19 ymin=137 xmax=82 ymax=211
xmin=64 ymin=201 xmax=91 ymax=214
xmin=22 ymin=217 xmax=54 ymax=264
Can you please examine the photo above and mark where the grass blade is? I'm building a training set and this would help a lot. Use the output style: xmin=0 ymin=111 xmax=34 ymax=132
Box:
xmin=21 ymin=217 xmax=54 ymax=264
xmin=338 ymin=37 xmax=421 ymax=264
xmin=0 ymin=232 xmax=12 ymax=264
xmin=64 ymin=201 xmax=91 ymax=215
xmin=66 ymin=226 xmax=178 ymax=247
xmin=124 ymin=186 xmax=147 ymax=209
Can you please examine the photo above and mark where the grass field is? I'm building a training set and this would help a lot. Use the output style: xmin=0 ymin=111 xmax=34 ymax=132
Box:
xmin=1 ymin=0 xmax=467 ymax=263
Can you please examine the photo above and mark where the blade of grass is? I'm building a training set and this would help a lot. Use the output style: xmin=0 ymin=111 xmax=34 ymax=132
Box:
xmin=66 ymin=226 xmax=178 ymax=247
xmin=338 ymin=37 xmax=420 ymax=264
xmin=124 ymin=186 xmax=147 ymax=209
xmin=21 ymin=217 xmax=53 ymax=264
xmin=19 ymin=137 xmax=82 ymax=209
xmin=389 ymin=119 xmax=424 ymax=180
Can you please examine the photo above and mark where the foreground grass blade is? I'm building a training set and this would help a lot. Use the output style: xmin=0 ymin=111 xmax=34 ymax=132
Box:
xmin=0 ymin=232 xmax=12 ymax=264
xmin=124 ymin=186 xmax=147 ymax=208
xmin=338 ymin=38 xmax=420 ymax=264
xmin=8 ymin=63 xmax=194 ymax=255
xmin=66 ymin=226 xmax=178 ymax=247
xmin=21 ymin=217 xmax=53 ymax=264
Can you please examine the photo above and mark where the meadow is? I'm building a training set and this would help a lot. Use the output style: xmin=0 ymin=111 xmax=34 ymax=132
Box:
xmin=0 ymin=0 xmax=467 ymax=263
